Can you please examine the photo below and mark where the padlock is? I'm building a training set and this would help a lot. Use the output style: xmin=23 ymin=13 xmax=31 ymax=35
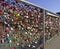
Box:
xmin=7 ymin=34 xmax=10 ymax=37
xmin=9 ymin=40 xmax=12 ymax=43
xmin=10 ymin=27 xmax=14 ymax=31
xmin=6 ymin=37 xmax=10 ymax=41
xmin=0 ymin=0 xmax=3 ymax=3
xmin=11 ymin=47 xmax=15 ymax=49
xmin=0 ymin=12 xmax=2 ymax=15
xmin=32 ymin=45 xmax=35 ymax=48
xmin=0 ymin=7 xmax=2 ymax=10
xmin=5 ymin=27 xmax=9 ymax=32
xmin=13 ymin=11 xmax=17 ymax=15
xmin=1 ymin=39 xmax=5 ymax=43
xmin=16 ymin=13 xmax=20 ymax=17
xmin=0 ymin=19 xmax=3 ymax=22
xmin=0 ymin=26 xmax=2 ymax=31
xmin=24 ymin=16 xmax=29 ymax=18
xmin=0 ymin=7 xmax=2 ymax=15
xmin=25 ymin=38 xmax=30 ymax=43
xmin=27 ymin=26 xmax=31 ymax=29
xmin=4 ymin=12 xmax=7 ymax=15
xmin=17 ymin=43 xmax=20 ymax=46
xmin=2 ymin=2 xmax=8 ymax=6
xmin=1 ymin=33 xmax=5 ymax=38
xmin=28 ymin=44 xmax=31 ymax=47
xmin=30 ymin=33 xmax=32 ymax=35
xmin=25 ymin=32 xmax=28 ymax=34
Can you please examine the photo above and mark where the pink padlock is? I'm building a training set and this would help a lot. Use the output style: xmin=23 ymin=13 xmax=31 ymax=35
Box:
xmin=5 ymin=27 xmax=9 ymax=32
xmin=7 ymin=34 xmax=10 ymax=37
xmin=1 ymin=39 xmax=4 ymax=43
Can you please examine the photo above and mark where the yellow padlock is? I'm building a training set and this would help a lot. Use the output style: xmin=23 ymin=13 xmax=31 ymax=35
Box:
xmin=16 ymin=13 xmax=20 ymax=16
xmin=4 ymin=12 xmax=7 ymax=14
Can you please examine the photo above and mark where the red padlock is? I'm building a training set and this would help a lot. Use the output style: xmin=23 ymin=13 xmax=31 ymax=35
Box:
xmin=11 ymin=47 xmax=15 ymax=49
xmin=0 ymin=26 xmax=2 ymax=31
xmin=2 ymin=2 xmax=7 ymax=6
xmin=0 ymin=0 xmax=3 ymax=3
xmin=0 ymin=12 xmax=2 ymax=15
xmin=0 ymin=7 xmax=2 ymax=15
xmin=0 ymin=7 xmax=2 ymax=10
xmin=5 ymin=27 xmax=9 ymax=32
xmin=9 ymin=6 xmax=15 ymax=9
xmin=2 ymin=2 xmax=9 ymax=6
xmin=0 ymin=19 xmax=3 ymax=22
xmin=1 ymin=33 xmax=5 ymax=38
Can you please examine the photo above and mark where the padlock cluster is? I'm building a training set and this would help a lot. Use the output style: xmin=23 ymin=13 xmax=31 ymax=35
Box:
xmin=45 ymin=15 xmax=59 ymax=41
xmin=0 ymin=0 xmax=44 ymax=49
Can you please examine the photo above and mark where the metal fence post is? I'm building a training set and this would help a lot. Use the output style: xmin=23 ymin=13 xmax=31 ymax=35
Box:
xmin=43 ymin=9 xmax=46 ymax=49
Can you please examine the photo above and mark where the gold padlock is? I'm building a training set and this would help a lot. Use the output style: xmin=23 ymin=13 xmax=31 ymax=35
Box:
xmin=16 ymin=13 xmax=20 ymax=17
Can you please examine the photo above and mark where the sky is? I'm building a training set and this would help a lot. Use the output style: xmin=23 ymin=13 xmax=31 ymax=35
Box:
xmin=27 ymin=0 xmax=60 ymax=13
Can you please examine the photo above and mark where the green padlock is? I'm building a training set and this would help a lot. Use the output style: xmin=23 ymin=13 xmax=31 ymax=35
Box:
xmin=6 ymin=37 xmax=11 ymax=41
xmin=13 ymin=11 xmax=17 ymax=15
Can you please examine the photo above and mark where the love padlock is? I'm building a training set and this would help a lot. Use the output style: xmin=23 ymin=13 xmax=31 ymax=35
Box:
xmin=11 ymin=47 xmax=15 ymax=49
xmin=0 ymin=26 xmax=2 ymax=31
xmin=2 ymin=2 xmax=9 ymax=6
xmin=5 ymin=27 xmax=9 ymax=32
xmin=0 ymin=7 xmax=2 ymax=15
xmin=1 ymin=39 xmax=5 ymax=43
xmin=1 ymin=33 xmax=5 ymax=38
